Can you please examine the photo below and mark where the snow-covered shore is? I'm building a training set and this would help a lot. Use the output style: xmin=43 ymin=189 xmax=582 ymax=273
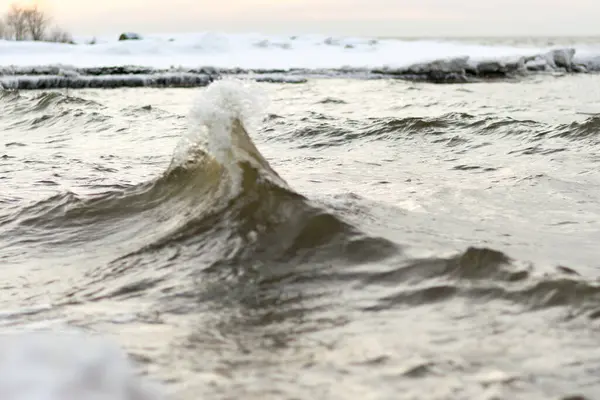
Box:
xmin=1 ymin=32 xmax=599 ymax=88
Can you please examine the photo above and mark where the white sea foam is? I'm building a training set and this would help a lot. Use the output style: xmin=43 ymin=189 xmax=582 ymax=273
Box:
xmin=171 ymin=79 xmax=265 ymax=167
xmin=0 ymin=329 xmax=163 ymax=400
xmin=171 ymin=79 xmax=282 ymax=193
xmin=0 ymin=32 xmax=599 ymax=70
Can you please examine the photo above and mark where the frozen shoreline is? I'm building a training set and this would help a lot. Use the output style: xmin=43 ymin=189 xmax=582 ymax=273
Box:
xmin=1 ymin=32 xmax=599 ymax=88
xmin=0 ymin=47 xmax=598 ymax=89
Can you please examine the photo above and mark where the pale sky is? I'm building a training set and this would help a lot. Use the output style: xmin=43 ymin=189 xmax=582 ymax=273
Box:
xmin=1 ymin=0 xmax=598 ymax=37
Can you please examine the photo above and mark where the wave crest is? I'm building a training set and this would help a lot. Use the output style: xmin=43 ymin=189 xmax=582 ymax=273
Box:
xmin=169 ymin=79 xmax=280 ymax=187
xmin=3 ymin=80 xmax=398 ymax=275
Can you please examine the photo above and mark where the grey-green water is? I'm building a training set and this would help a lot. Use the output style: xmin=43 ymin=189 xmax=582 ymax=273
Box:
xmin=2 ymin=75 xmax=600 ymax=399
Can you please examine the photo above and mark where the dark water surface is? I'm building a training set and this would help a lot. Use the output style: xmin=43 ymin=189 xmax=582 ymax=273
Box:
xmin=2 ymin=76 xmax=600 ymax=399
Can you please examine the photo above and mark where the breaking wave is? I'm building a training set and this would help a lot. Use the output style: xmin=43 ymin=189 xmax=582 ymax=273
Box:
xmin=2 ymin=80 xmax=400 ymax=275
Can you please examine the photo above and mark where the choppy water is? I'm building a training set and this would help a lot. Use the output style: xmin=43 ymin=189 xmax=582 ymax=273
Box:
xmin=2 ymin=75 xmax=600 ymax=399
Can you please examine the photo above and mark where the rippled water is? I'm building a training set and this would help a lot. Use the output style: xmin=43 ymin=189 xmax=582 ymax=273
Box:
xmin=2 ymin=75 xmax=600 ymax=399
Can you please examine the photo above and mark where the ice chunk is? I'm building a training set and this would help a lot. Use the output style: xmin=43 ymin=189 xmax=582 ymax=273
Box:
xmin=0 ymin=330 xmax=163 ymax=400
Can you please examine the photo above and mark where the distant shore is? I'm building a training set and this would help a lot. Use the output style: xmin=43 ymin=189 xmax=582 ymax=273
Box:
xmin=1 ymin=33 xmax=599 ymax=89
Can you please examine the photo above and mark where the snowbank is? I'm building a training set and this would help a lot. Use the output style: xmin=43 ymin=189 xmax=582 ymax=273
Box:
xmin=0 ymin=33 xmax=584 ymax=70
xmin=0 ymin=32 xmax=599 ymax=88
xmin=0 ymin=330 xmax=162 ymax=400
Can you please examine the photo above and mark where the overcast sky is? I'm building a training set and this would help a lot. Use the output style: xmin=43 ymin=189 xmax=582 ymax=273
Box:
xmin=1 ymin=0 xmax=598 ymax=37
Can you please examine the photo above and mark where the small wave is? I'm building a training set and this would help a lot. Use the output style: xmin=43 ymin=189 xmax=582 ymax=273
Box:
xmin=283 ymin=113 xmax=477 ymax=148
xmin=0 ymin=91 xmax=109 ymax=134
xmin=317 ymin=97 xmax=347 ymax=104
xmin=360 ymin=247 xmax=600 ymax=313
xmin=272 ymin=111 xmax=600 ymax=150
xmin=2 ymin=91 xmax=101 ymax=114
xmin=0 ymin=90 xmax=20 ymax=102
xmin=555 ymin=116 xmax=600 ymax=139
xmin=31 ymin=91 xmax=103 ymax=111
xmin=362 ymin=114 xmax=464 ymax=135
xmin=467 ymin=116 xmax=538 ymax=131
xmin=5 ymin=142 xmax=26 ymax=147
